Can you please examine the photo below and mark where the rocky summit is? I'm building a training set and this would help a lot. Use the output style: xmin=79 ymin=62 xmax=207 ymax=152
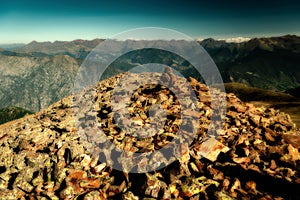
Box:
xmin=0 ymin=70 xmax=299 ymax=200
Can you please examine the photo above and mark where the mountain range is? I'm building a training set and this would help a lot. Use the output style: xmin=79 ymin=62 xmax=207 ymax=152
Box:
xmin=0 ymin=35 xmax=299 ymax=115
xmin=201 ymin=35 xmax=300 ymax=91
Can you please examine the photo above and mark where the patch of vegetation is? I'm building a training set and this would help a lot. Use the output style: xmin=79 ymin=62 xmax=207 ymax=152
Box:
xmin=224 ymin=82 xmax=298 ymax=102
xmin=286 ymin=86 xmax=300 ymax=98
xmin=0 ymin=107 xmax=34 ymax=125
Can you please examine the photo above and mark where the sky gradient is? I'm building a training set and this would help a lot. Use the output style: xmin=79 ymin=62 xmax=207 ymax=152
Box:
xmin=1 ymin=0 xmax=300 ymax=43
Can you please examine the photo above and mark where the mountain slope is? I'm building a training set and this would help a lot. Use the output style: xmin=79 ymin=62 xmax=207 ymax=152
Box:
xmin=0 ymin=43 xmax=26 ymax=50
xmin=201 ymin=35 xmax=300 ymax=91
xmin=16 ymin=39 xmax=103 ymax=59
xmin=286 ymin=86 xmax=300 ymax=98
xmin=0 ymin=53 xmax=79 ymax=111
xmin=224 ymin=82 xmax=298 ymax=102
xmin=0 ymin=107 xmax=33 ymax=125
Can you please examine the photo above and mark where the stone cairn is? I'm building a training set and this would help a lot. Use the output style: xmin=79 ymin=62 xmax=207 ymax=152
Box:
xmin=0 ymin=69 xmax=299 ymax=199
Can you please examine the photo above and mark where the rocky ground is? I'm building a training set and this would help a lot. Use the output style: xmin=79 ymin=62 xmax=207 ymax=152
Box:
xmin=0 ymin=69 xmax=299 ymax=199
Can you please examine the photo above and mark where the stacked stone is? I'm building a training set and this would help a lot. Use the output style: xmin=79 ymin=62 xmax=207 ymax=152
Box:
xmin=0 ymin=71 xmax=299 ymax=199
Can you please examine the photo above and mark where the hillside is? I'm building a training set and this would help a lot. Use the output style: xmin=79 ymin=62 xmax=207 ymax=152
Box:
xmin=201 ymin=35 xmax=300 ymax=91
xmin=0 ymin=107 xmax=33 ymax=125
xmin=224 ymin=82 xmax=297 ymax=102
xmin=0 ymin=71 xmax=299 ymax=199
xmin=0 ymin=54 xmax=79 ymax=111
xmin=0 ymin=43 xmax=25 ymax=50
xmin=15 ymin=39 xmax=103 ymax=59
xmin=286 ymin=86 xmax=300 ymax=98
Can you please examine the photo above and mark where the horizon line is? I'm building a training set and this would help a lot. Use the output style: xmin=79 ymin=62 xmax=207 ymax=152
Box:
xmin=0 ymin=34 xmax=299 ymax=45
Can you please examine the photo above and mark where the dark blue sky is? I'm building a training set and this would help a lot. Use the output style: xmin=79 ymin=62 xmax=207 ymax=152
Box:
xmin=1 ymin=0 xmax=299 ymax=43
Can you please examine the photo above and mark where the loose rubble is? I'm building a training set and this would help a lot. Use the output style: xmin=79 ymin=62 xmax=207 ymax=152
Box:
xmin=0 ymin=69 xmax=299 ymax=199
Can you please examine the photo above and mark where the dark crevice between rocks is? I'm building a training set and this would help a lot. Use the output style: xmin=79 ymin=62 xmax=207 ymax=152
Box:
xmin=42 ymin=167 xmax=49 ymax=182
xmin=24 ymin=195 xmax=31 ymax=200
xmin=64 ymin=148 xmax=72 ymax=165
xmin=97 ymin=106 xmax=112 ymax=120
xmin=36 ymin=147 xmax=51 ymax=154
xmin=17 ymin=186 xmax=32 ymax=195
xmin=0 ymin=166 xmax=6 ymax=174
xmin=54 ymin=179 xmax=67 ymax=198
xmin=51 ymin=161 xmax=56 ymax=182
xmin=110 ymin=169 xmax=127 ymax=186
xmin=157 ymin=188 xmax=164 ymax=199
xmin=135 ymin=84 xmax=164 ymax=95
xmin=24 ymin=157 xmax=30 ymax=166
xmin=13 ymin=146 xmax=21 ymax=154
xmin=29 ymin=171 xmax=40 ymax=186
xmin=206 ymin=184 xmax=220 ymax=199
xmin=106 ymin=86 xmax=114 ymax=91
xmin=214 ymin=160 xmax=300 ymax=199
xmin=261 ymin=153 xmax=299 ymax=171
xmin=49 ymin=126 xmax=67 ymax=134
xmin=127 ymin=173 xmax=147 ymax=197
xmin=8 ymin=172 xmax=19 ymax=190
xmin=75 ymin=192 xmax=86 ymax=200
xmin=235 ymin=145 xmax=247 ymax=157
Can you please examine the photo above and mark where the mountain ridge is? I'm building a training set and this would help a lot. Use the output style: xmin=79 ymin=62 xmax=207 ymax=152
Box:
xmin=0 ymin=35 xmax=299 ymax=112
xmin=15 ymin=39 xmax=104 ymax=59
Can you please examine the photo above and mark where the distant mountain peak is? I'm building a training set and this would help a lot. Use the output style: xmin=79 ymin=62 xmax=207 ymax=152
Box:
xmin=28 ymin=40 xmax=40 ymax=45
xmin=198 ymin=37 xmax=252 ymax=43
xmin=224 ymin=37 xmax=251 ymax=43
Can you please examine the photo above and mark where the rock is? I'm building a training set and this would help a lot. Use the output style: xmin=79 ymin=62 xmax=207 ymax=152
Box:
xmin=60 ymin=186 xmax=76 ymax=199
xmin=198 ymin=137 xmax=230 ymax=162
xmin=0 ymin=72 xmax=299 ymax=199
xmin=93 ymin=163 xmax=106 ymax=174
xmin=83 ymin=190 xmax=102 ymax=200
xmin=287 ymin=144 xmax=299 ymax=162
xmin=233 ymin=157 xmax=251 ymax=164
